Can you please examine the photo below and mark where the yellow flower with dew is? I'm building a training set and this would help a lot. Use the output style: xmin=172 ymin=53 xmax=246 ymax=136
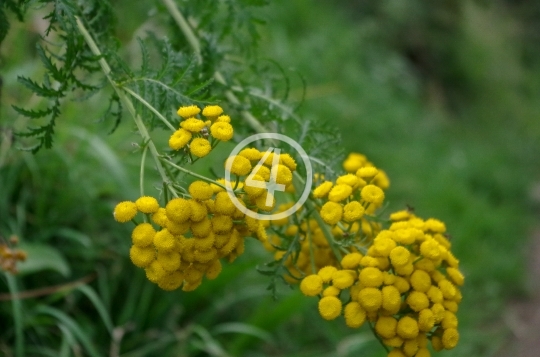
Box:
xmin=202 ymin=105 xmax=223 ymax=118
xmin=344 ymin=302 xmax=366 ymax=328
xmin=360 ymin=184 xmax=385 ymax=205
xmin=210 ymin=122 xmax=234 ymax=141
xmin=132 ymin=223 xmax=156 ymax=247
xmin=113 ymin=201 xmax=138 ymax=222
xmin=190 ymin=138 xmax=212 ymax=157
xmin=135 ymin=196 xmax=160 ymax=214
xmin=320 ymin=201 xmax=343 ymax=225
xmin=343 ymin=201 xmax=364 ymax=222
xmin=188 ymin=181 xmax=213 ymax=201
xmin=312 ymin=181 xmax=333 ymax=198
xmin=318 ymin=296 xmax=342 ymax=320
xmin=225 ymin=155 xmax=252 ymax=176
xmin=300 ymin=274 xmax=323 ymax=296
xmin=177 ymin=105 xmax=201 ymax=118
xmin=169 ymin=128 xmax=192 ymax=150
xmin=181 ymin=118 xmax=206 ymax=133
xmin=328 ymin=184 xmax=352 ymax=202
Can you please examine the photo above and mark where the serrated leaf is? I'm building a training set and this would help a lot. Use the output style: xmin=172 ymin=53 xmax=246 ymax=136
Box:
xmin=36 ymin=44 xmax=63 ymax=81
xmin=12 ymin=105 xmax=53 ymax=118
xmin=17 ymin=243 xmax=71 ymax=277
xmin=17 ymin=76 xmax=61 ymax=98
xmin=0 ymin=9 xmax=10 ymax=46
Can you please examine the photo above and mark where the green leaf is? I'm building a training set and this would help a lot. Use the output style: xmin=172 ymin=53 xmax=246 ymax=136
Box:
xmin=17 ymin=243 xmax=71 ymax=277
xmin=74 ymin=285 xmax=114 ymax=334
xmin=0 ymin=8 xmax=9 ymax=46
xmin=12 ymin=105 xmax=54 ymax=118
xmin=17 ymin=76 xmax=61 ymax=98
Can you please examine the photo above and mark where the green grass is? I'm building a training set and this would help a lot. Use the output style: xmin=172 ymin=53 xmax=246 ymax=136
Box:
xmin=1 ymin=1 xmax=540 ymax=356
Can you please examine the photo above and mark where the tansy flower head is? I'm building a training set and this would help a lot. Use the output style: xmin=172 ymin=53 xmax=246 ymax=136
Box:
xmin=166 ymin=198 xmax=191 ymax=223
xmin=210 ymin=122 xmax=234 ymax=141
xmin=114 ymin=201 xmax=138 ymax=223
xmin=358 ymin=287 xmax=382 ymax=312
xmin=216 ymin=115 xmax=231 ymax=123
xmin=381 ymin=285 xmax=401 ymax=314
xmin=300 ymin=274 xmax=323 ymax=296
xmin=225 ymin=155 xmax=252 ymax=176
xmin=344 ymin=301 xmax=366 ymax=328
xmin=359 ymin=267 xmax=384 ymax=287
xmin=318 ymin=296 xmax=342 ymax=320
xmin=336 ymin=174 xmax=359 ymax=187
xmin=318 ymin=266 xmax=338 ymax=283
xmin=129 ymin=245 xmax=155 ymax=268
xmin=332 ymin=270 xmax=355 ymax=289
xmin=177 ymin=105 xmax=201 ymax=118
xmin=360 ymin=184 xmax=385 ymax=205
xmin=320 ymin=201 xmax=343 ymax=225
xmin=189 ymin=181 xmax=213 ymax=201
xmin=328 ymin=184 xmax=353 ymax=202
xmin=375 ymin=316 xmax=398 ymax=339
xmin=343 ymin=201 xmax=364 ymax=222
xmin=180 ymin=118 xmax=206 ymax=133
xmin=169 ymin=128 xmax=192 ymax=150
xmin=356 ymin=166 xmax=378 ymax=178
xmin=313 ymin=181 xmax=333 ymax=198
xmin=132 ymin=223 xmax=156 ymax=247
xmin=190 ymin=138 xmax=212 ymax=157
xmin=239 ymin=147 xmax=262 ymax=161
xmin=280 ymin=153 xmax=297 ymax=171
xmin=396 ymin=316 xmax=419 ymax=339
xmin=275 ymin=164 xmax=293 ymax=185
xmin=135 ymin=196 xmax=160 ymax=214
xmin=202 ymin=105 xmax=223 ymax=118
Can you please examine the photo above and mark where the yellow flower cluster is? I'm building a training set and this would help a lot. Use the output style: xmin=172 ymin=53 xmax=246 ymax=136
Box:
xmin=300 ymin=210 xmax=464 ymax=357
xmin=169 ymin=104 xmax=234 ymax=158
xmin=114 ymin=183 xmax=268 ymax=291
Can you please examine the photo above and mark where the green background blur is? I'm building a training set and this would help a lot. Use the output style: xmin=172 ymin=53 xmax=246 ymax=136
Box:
xmin=1 ymin=1 xmax=539 ymax=356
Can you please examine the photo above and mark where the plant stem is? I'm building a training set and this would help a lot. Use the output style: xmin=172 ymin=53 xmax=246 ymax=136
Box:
xmin=140 ymin=143 xmax=148 ymax=197
xmin=6 ymin=274 xmax=24 ymax=357
xmin=161 ymin=158 xmax=226 ymax=189
xmin=160 ymin=0 xmax=202 ymax=64
xmin=75 ymin=16 xmax=177 ymax=198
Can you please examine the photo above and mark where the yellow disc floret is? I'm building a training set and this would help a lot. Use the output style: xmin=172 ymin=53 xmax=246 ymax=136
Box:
xmin=360 ymin=184 xmax=385 ymax=205
xmin=300 ymin=274 xmax=324 ymax=296
xmin=318 ymin=296 xmax=342 ymax=320
xmin=177 ymin=105 xmax=201 ymax=118
xmin=114 ymin=201 xmax=138 ymax=223
xmin=189 ymin=181 xmax=213 ymax=201
xmin=190 ymin=138 xmax=212 ymax=157
xmin=210 ymin=122 xmax=234 ymax=141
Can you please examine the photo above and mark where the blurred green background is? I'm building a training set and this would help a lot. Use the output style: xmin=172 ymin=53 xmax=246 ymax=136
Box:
xmin=1 ymin=0 xmax=540 ymax=356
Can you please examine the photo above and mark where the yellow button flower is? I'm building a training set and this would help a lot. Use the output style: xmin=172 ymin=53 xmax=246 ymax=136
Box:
xmin=153 ymin=229 xmax=176 ymax=251
xmin=239 ymin=147 xmax=262 ymax=161
xmin=336 ymin=174 xmax=359 ymax=187
xmin=381 ymin=285 xmax=401 ymax=314
xmin=211 ymin=215 xmax=233 ymax=234
xmin=420 ymin=239 xmax=441 ymax=260
xmin=210 ymin=122 xmax=234 ymax=141
xmin=166 ymin=198 xmax=191 ymax=223
xmin=344 ymin=301 xmax=366 ymax=328
xmin=313 ymin=181 xmax=333 ymax=198
xmin=129 ymin=245 xmax=155 ymax=268
xmin=389 ymin=246 xmax=410 ymax=267
xmin=276 ymin=164 xmax=293 ymax=185
xmin=318 ymin=296 xmax=342 ymax=320
xmin=407 ymin=291 xmax=430 ymax=312
xmin=215 ymin=115 xmax=231 ymax=123
xmin=318 ymin=265 xmax=338 ymax=283
xmin=446 ymin=267 xmax=465 ymax=286
xmin=396 ymin=316 xmax=419 ymax=339
xmin=189 ymin=181 xmax=213 ymax=201
xmin=323 ymin=286 xmax=341 ymax=297
xmin=356 ymin=166 xmax=378 ymax=178
xmin=177 ymin=105 xmax=201 ymax=118
xmin=189 ymin=200 xmax=208 ymax=222
xmin=410 ymin=269 xmax=432 ymax=293
xmin=300 ymin=274 xmax=323 ymax=296
xmin=320 ymin=201 xmax=343 ymax=225
xmin=202 ymin=105 xmax=223 ymax=118
xmin=190 ymin=137 xmax=212 ymax=157
xmin=418 ymin=308 xmax=435 ymax=332
xmin=169 ymin=128 xmax=192 ymax=150
xmin=135 ymin=196 xmax=160 ymax=214
xmin=373 ymin=237 xmax=396 ymax=257
xmin=145 ymin=260 xmax=166 ymax=283
xmin=360 ymin=184 xmax=384 ymax=205
xmin=343 ymin=201 xmax=364 ymax=222
xmin=132 ymin=223 xmax=156 ymax=247
xmin=225 ymin=155 xmax=252 ymax=176
xmin=328 ymin=184 xmax=353 ymax=202
xmin=340 ymin=252 xmax=363 ymax=269
xmin=280 ymin=153 xmax=297 ymax=171
xmin=442 ymin=328 xmax=459 ymax=349
xmin=191 ymin=218 xmax=211 ymax=237
xmin=375 ymin=316 xmax=397 ymax=339
xmin=113 ymin=201 xmax=138 ymax=223
xmin=214 ymin=191 xmax=235 ymax=215
xmin=359 ymin=267 xmax=384 ymax=287
xmin=358 ymin=287 xmax=382 ymax=312
xmin=151 ymin=207 xmax=168 ymax=227
xmin=157 ymin=251 xmax=181 ymax=272
xmin=180 ymin=118 xmax=206 ymax=133
xmin=332 ymin=270 xmax=355 ymax=289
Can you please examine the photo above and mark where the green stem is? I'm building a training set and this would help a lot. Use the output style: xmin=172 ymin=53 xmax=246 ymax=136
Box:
xmin=140 ymin=143 xmax=148 ymax=200
xmin=161 ymin=158 xmax=226 ymax=189
xmin=306 ymin=221 xmax=317 ymax=274
xmin=160 ymin=0 xmax=202 ymax=64
xmin=75 ymin=16 xmax=178 ymax=198
xmin=122 ymin=87 xmax=177 ymax=132
xmin=6 ymin=273 xmax=24 ymax=357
